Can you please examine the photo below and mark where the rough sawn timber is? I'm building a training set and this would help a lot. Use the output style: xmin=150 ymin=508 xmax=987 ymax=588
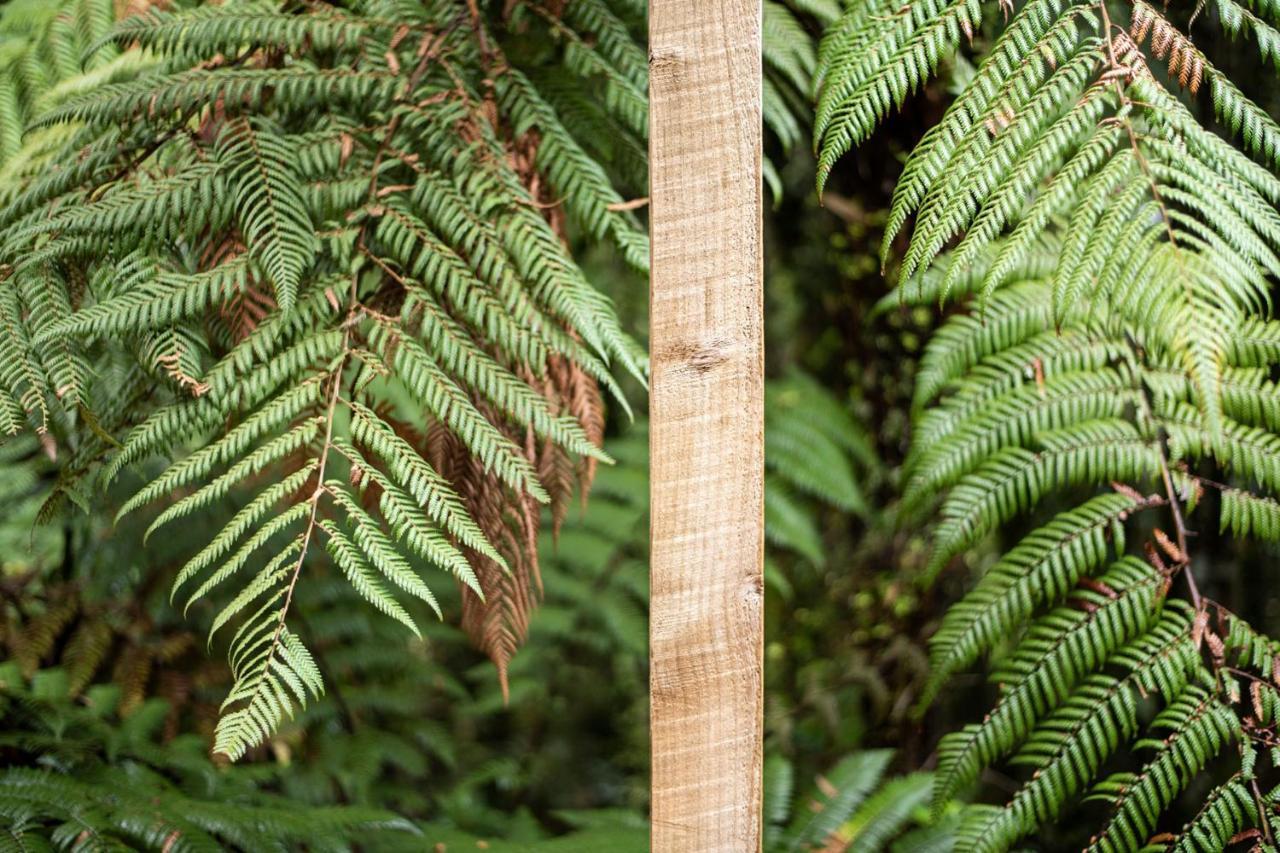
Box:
xmin=648 ymin=0 xmax=765 ymax=849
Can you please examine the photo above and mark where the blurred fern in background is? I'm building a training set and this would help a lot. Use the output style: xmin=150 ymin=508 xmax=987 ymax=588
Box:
xmin=0 ymin=664 xmax=409 ymax=851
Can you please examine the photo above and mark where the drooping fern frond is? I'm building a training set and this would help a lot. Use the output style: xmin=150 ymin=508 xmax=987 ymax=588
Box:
xmin=888 ymin=245 xmax=1280 ymax=849
xmin=0 ymin=0 xmax=661 ymax=761
xmin=818 ymin=0 xmax=1280 ymax=846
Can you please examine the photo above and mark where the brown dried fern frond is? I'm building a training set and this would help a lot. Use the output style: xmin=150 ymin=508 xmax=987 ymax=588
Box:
xmin=1130 ymin=0 xmax=1205 ymax=93
xmin=441 ymin=419 xmax=541 ymax=701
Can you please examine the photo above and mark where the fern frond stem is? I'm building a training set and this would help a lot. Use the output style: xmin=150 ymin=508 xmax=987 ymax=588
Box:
xmin=104 ymin=51 xmax=253 ymax=189
xmin=464 ymin=0 xmax=493 ymax=64
xmin=355 ymin=301 xmax=400 ymax=326
xmin=1221 ymin=664 xmax=1275 ymax=689
xmin=1183 ymin=472 xmax=1241 ymax=497
xmin=358 ymin=246 xmax=411 ymax=293
xmin=1155 ymin=443 xmax=1193 ymax=569
xmin=1099 ymin=1 xmax=1189 ymax=268
xmin=260 ymin=308 xmax=352 ymax=701
xmin=1155 ymin=440 xmax=1201 ymax=609
xmin=1102 ymin=84 xmax=1203 ymax=337
xmin=1123 ymin=122 xmax=1182 ymax=248
xmin=328 ymin=435 xmax=362 ymax=469
xmin=1130 ymin=339 xmax=1202 ymax=609
xmin=1253 ymin=776 xmax=1274 ymax=843
xmin=1098 ymin=0 xmax=1121 ymax=71
xmin=366 ymin=29 xmax=446 ymax=206
xmin=520 ymin=194 xmax=568 ymax=211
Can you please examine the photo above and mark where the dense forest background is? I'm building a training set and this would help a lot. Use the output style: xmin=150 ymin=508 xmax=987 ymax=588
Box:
xmin=5 ymin=0 xmax=1280 ymax=849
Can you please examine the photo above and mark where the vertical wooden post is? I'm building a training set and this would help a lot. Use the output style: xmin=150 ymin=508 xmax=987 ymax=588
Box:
xmin=648 ymin=0 xmax=764 ymax=849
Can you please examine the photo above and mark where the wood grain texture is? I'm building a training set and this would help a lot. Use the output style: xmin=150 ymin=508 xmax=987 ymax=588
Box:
xmin=648 ymin=0 xmax=764 ymax=850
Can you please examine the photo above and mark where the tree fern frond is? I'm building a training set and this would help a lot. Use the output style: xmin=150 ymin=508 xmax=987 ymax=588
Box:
xmin=0 ymin=0 xmax=642 ymax=753
xmin=337 ymin=438 xmax=480 ymax=594
xmin=36 ymin=256 xmax=256 ymax=344
xmin=782 ymin=749 xmax=892 ymax=853
xmin=1220 ymin=486 xmax=1280 ymax=541
xmin=822 ymin=2 xmax=1280 ymax=840
xmin=215 ymin=622 xmax=322 ymax=761
xmin=1169 ymin=776 xmax=1258 ymax=853
xmin=900 ymin=44 xmax=1107 ymax=288
xmin=321 ymin=518 xmax=420 ymax=638
xmin=905 ymin=367 xmax=1138 ymax=508
xmin=926 ymin=418 xmax=1160 ymax=578
xmin=0 ymin=280 xmax=49 ymax=432
xmin=326 ymin=483 xmax=442 ymax=618
xmin=34 ymin=67 xmax=400 ymax=131
xmin=347 ymin=400 xmax=507 ymax=568
xmin=878 ymin=0 xmax=1096 ymax=268
xmin=215 ymin=118 xmax=317 ymax=311
xmin=364 ymin=326 xmax=548 ymax=503
xmin=102 ymin=2 xmax=372 ymax=65
xmin=814 ymin=0 xmax=984 ymax=191
xmin=184 ymin=503 xmax=310 ymax=612
xmin=936 ymin=557 xmax=1168 ymax=805
xmin=924 ymin=491 xmax=1153 ymax=702
xmin=958 ymin=608 xmax=1199 ymax=853
xmin=496 ymin=68 xmax=648 ymax=273
xmin=561 ymin=0 xmax=647 ymax=89
xmin=1086 ymin=686 xmax=1239 ymax=853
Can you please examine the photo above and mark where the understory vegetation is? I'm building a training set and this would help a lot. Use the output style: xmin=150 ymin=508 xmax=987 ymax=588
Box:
xmin=3 ymin=0 xmax=1280 ymax=850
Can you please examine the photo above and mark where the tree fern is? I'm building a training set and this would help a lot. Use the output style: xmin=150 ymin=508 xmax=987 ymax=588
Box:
xmin=0 ymin=0 xmax=665 ymax=761
xmin=0 ymin=393 xmax=885 ymax=845
xmin=819 ymin=0 xmax=1280 ymax=847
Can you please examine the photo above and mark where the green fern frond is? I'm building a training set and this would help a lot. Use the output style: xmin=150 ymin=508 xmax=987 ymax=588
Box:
xmin=102 ymin=2 xmax=372 ymax=64
xmin=936 ymin=557 xmax=1168 ymax=805
xmin=815 ymin=0 xmax=983 ymax=190
xmin=781 ymin=749 xmax=891 ymax=853
xmin=0 ymin=0 xmax=653 ymax=758
xmin=923 ymin=491 xmax=1152 ymax=704
xmin=821 ymin=1 xmax=1280 ymax=843
xmin=765 ymin=750 xmax=944 ymax=853
xmin=1086 ymin=685 xmax=1239 ymax=853
xmin=215 ymin=622 xmax=323 ymax=762
xmin=925 ymin=418 xmax=1160 ymax=579
xmin=215 ymin=118 xmax=317 ymax=311
xmin=956 ymin=607 xmax=1199 ymax=853
xmin=1169 ymin=776 xmax=1259 ymax=853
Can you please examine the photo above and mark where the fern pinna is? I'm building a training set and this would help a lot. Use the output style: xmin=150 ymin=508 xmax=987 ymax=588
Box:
xmin=0 ymin=0 xmax=655 ymax=761
xmin=819 ymin=0 xmax=1280 ymax=850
